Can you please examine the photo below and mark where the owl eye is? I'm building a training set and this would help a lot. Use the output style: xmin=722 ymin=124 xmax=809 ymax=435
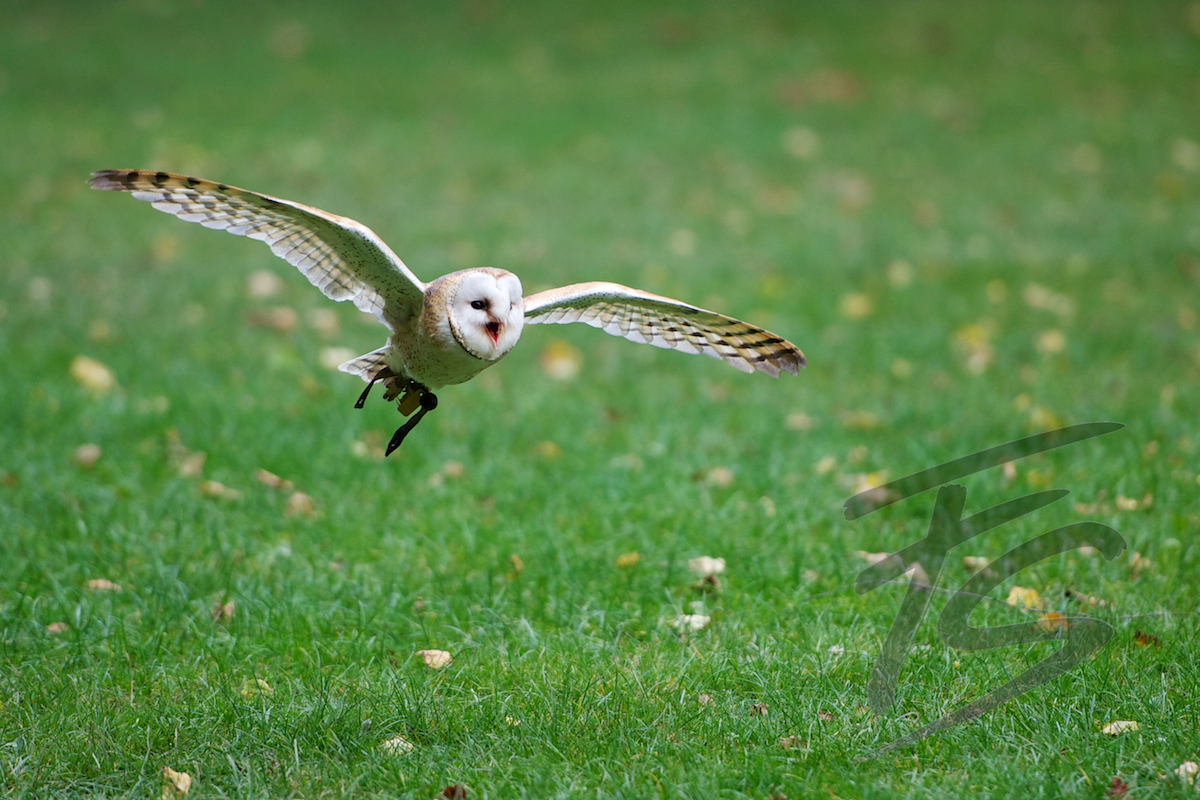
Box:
xmin=470 ymin=299 xmax=488 ymax=310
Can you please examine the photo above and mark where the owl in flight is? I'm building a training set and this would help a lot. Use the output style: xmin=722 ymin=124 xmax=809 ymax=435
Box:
xmin=89 ymin=169 xmax=805 ymax=455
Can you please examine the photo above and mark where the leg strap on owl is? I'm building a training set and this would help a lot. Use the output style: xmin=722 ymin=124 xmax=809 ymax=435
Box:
xmin=354 ymin=366 xmax=396 ymax=409
xmin=385 ymin=389 xmax=438 ymax=456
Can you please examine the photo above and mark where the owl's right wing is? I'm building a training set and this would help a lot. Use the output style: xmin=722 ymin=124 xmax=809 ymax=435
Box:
xmin=88 ymin=169 xmax=425 ymax=332
xmin=522 ymin=281 xmax=805 ymax=377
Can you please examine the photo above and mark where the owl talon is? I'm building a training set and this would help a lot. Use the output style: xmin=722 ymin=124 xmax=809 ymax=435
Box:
xmin=385 ymin=390 xmax=438 ymax=456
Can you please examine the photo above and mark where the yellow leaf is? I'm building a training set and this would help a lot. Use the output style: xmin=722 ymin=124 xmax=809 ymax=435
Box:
xmin=240 ymin=678 xmax=273 ymax=699
xmin=1006 ymin=586 xmax=1042 ymax=609
xmin=1035 ymin=611 xmax=1067 ymax=633
xmin=417 ymin=649 xmax=452 ymax=669
xmin=70 ymin=356 xmax=117 ymax=395
xmin=1100 ymin=720 xmax=1139 ymax=735
xmin=616 ymin=552 xmax=640 ymax=568
xmin=86 ymin=578 xmax=122 ymax=592
xmin=161 ymin=766 xmax=192 ymax=798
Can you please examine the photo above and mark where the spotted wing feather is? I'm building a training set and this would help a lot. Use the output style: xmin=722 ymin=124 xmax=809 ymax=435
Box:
xmin=88 ymin=169 xmax=425 ymax=331
xmin=522 ymin=281 xmax=805 ymax=377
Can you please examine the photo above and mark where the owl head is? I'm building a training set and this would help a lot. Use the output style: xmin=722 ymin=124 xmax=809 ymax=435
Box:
xmin=447 ymin=268 xmax=525 ymax=360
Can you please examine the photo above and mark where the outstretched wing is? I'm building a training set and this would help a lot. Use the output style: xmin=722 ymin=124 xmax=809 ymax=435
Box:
xmin=522 ymin=281 xmax=805 ymax=377
xmin=88 ymin=169 xmax=425 ymax=332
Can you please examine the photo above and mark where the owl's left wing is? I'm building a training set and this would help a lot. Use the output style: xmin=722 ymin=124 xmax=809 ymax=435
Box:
xmin=522 ymin=281 xmax=805 ymax=377
xmin=88 ymin=169 xmax=426 ymax=332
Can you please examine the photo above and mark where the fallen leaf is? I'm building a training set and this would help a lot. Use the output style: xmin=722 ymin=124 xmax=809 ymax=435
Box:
xmin=254 ymin=469 xmax=294 ymax=492
xmin=504 ymin=716 xmax=520 ymax=727
xmin=245 ymin=306 xmax=297 ymax=332
xmin=1129 ymin=551 xmax=1151 ymax=578
xmin=380 ymin=735 xmax=414 ymax=755
xmin=417 ymin=649 xmax=452 ymax=669
xmin=1006 ymin=586 xmax=1042 ymax=609
xmin=199 ymin=480 xmax=242 ymax=501
xmin=697 ymin=693 xmax=714 ymax=706
xmin=46 ymin=622 xmax=69 ymax=634
xmin=508 ymin=553 xmax=523 ymax=576
xmin=750 ymin=702 xmax=768 ymax=717
xmin=1100 ymin=720 xmax=1139 ymax=736
xmin=438 ymin=784 xmax=467 ymax=800
xmin=86 ymin=578 xmax=122 ymax=592
xmin=1107 ymin=775 xmax=1129 ymax=798
xmin=688 ymin=556 xmax=726 ymax=576
xmin=539 ymin=340 xmax=582 ymax=380
xmin=240 ymin=678 xmax=273 ymax=699
xmin=777 ymin=735 xmax=807 ymax=749
xmin=839 ymin=293 xmax=872 ymax=320
xmin=706 ymin=466 xmax=734 ymax=487
xmin=817 ymin=710 xmax=834 ymax=722
xmin=70 ymin=355 xmax=117 ymax=395
xmin=670 ymin=614 xmax=711 ymax=632
xmin=212 ymin=599 xmax=235 ymax=623
xmin=247 ymin=270 xmax=283 ymax=298
xmin=963 ymin=556 xmax=992 ymax=574
xmin=1035 ymin=611 xmax=1067 ymax=633
xmin=690 ymin=574 xmax=722 ymax=594
xmin=1064 ymin=587 xmax=1110 ymax=608
xmin=318 ymin=346 xmax=357 ymax=370
xmin=616 ymin=552 xmax=640 ymax=568
xmin=73 ymin=443 xmax=102 ymax=469
xmin=161 ymin=766 xmax=192 ymax=799
xmin=1035 ymin=329 xmax=1067 ymax=354
xmin=1115 ymin=495 xmax=1139 ymax=511
xmin=1132 ymin=630 xmax=1161 ymax=648
xmin=284 ymin=491 xmax=316 ymax=518
xmin=1175 ymin=760 xmax=1198 ymax=785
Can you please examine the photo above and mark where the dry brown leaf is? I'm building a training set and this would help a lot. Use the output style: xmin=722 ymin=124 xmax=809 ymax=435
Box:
xmin=706 ymin=466 xmax=734 ymax=487
xmin=777 ymin=735 xmax=807 ymax=750
xmin=245 ymin=306 xmax=297 ymax=332
xmin=438 ymin=785 xmax=467 ymax=800
xmin=380 ymin=735 xmax=414 ymax=755
xmin=74 ymin=443 xmax=102 ymax=469
xmin=1175 ymin=760 xmax=1198 ymax=786
xmin=161 ymin=766 xmax=192 ymax=798
xmin=1107 ymin=775 xmax=1129 ymax=798
xmin=750 ymin=702 xmax=768 ymax=717
xmin=1132 ymin=629 xmax=1161 ymax=648
xmin=46 ymin=622 xmax=69 ymax=634
xmin=199 ymin=480 xmax=242 ymax=501
xmin=817 ymin=710 xmax=834 ymax=722
xmin=1035 ymin=611 xmax=1067 ymax=633
xmin=87 ymin=578 xmax=122 ymax=592
xmin=688 ymin=556 xmax=726 ymax=576
xmin=1064 ymin=588 xmax=1110 ymax=608
xmin=698 ymin=693 xmax=714 ymax=706
xmin=254 ymin=469 xmax=294 ymax=492
xmin=212 ymin=599 xmax=235 ymax=623
xmin=417 ymin=649 xmax=452 ymax=669
xmin=284 ymin=491 xmax=316 ymax=518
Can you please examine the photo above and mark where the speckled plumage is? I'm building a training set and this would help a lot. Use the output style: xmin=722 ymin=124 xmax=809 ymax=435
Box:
xmin=90 ymin=169 xmax=806 ymax=447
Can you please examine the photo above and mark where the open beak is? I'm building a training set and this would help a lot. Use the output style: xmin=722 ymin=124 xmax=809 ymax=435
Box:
xmin=485 ymin=319 xmax=501 ymax=348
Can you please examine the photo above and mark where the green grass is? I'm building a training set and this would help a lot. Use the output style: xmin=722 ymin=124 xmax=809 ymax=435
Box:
xmin=2 ymin=1 xmax=1199 ymax=797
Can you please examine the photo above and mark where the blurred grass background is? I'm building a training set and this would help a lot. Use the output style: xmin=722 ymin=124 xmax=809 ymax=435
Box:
xmin=1 ymin=1 xmax=1198 ymax=798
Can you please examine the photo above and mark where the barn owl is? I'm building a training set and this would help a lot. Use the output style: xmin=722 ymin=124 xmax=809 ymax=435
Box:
xmin=89 ymin=169 xmax=806 ymax=454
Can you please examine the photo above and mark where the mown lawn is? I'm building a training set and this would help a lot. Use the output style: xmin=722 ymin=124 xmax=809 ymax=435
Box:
xmin=1 ymin=2 xmax=1198 ymax=797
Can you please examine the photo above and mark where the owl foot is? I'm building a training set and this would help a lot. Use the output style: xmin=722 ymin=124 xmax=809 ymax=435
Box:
xmin=354 ymin=367 xmax=396 ymax=409
xmin=385 ymin=390 xmax=438 ymax=456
